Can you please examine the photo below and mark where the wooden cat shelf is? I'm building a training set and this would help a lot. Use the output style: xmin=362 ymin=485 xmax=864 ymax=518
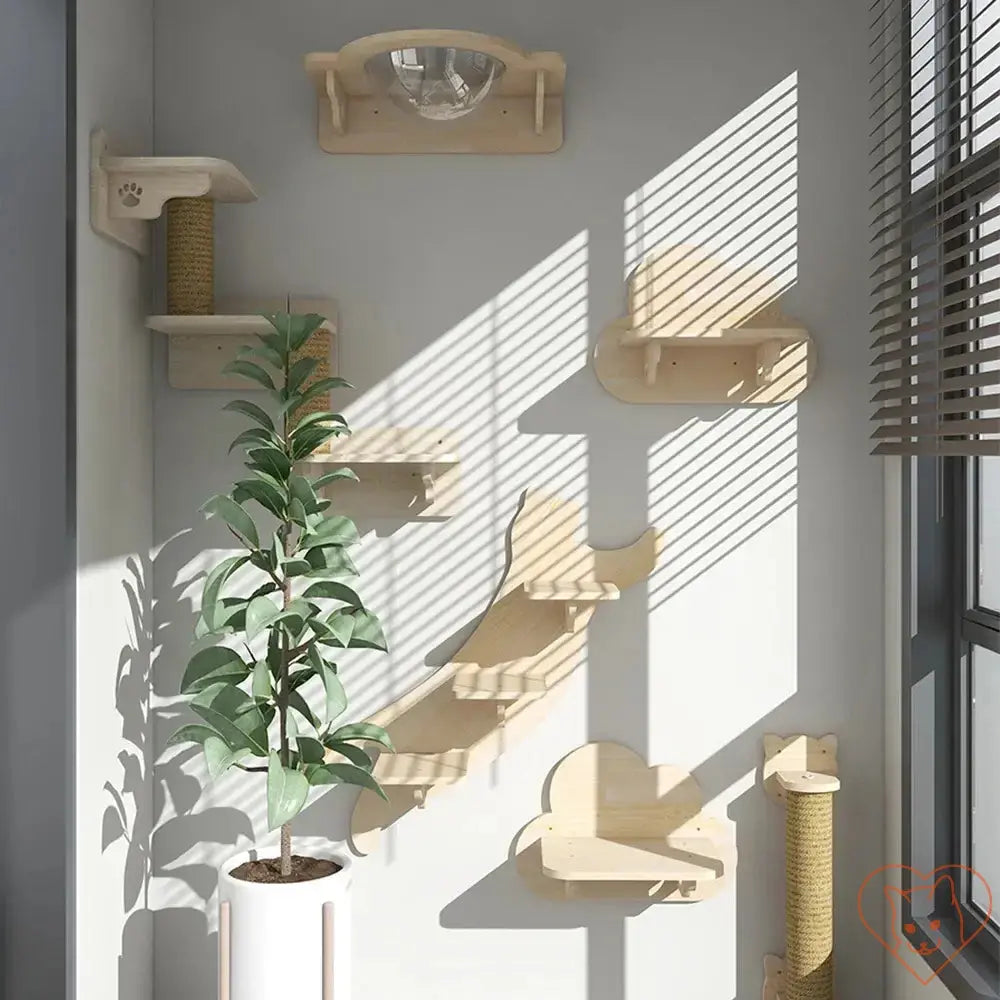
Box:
xmin=90 ymin=129 xmax=256 ymax=255
xmin=514 ymin=742 xmax=736 ymax=902
xmin=145 ymin=297 xmax=338 ymax=390
xmin=304 ymin=31 xmax=565 ymax=154
xmin=301 ymin=427 xmax=462 ymax=519
xmin=345 ymin=491 xmax=658 ymax=854
xmin=593 ymin=246 xmax=815 ymax=405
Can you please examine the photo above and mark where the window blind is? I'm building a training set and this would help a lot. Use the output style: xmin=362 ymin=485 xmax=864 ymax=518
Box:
xmin=870 ymin=0 xmax=1000 ymax=456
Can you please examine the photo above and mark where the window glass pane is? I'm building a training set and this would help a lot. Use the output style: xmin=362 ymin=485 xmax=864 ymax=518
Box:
xmin=978 ymin=193 xmax=999 ymax=611
xmin=972 ymin=645 xmax=1000 ymax=916
xmin=910 ymin=3 xmax=938 ymax=191
xmin=972 ymin=0 xmax=1000 ymax=154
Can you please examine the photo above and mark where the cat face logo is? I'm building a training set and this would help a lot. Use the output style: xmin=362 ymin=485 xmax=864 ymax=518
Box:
xmin=858 ymin=865 xmax=993 ymax=985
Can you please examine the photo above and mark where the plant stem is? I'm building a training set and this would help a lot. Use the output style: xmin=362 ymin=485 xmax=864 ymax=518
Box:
xmin=278 ymin=344 xmax=294 ymax=878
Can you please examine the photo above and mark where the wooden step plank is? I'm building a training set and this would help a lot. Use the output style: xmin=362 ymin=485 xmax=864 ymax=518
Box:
xmin=539 ymin=836 xmax=724 ymax=883
xmin=373 ymin=750 xmax=467 ymax=786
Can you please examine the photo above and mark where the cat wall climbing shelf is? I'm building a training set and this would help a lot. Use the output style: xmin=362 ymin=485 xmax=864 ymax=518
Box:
xmin=304 ymin=31 xmax=566 ymax=154
xmin=90 ymin=130 xmax=256 ymax=255
xmin=301 ymin=428 xmax=462 ymax=519
xmin=343 ymin=491 xmax=658 ymax=854
xmin=515 ymin=742 xmax=736 ymax=902
xmin=146 ymin=298 xmax=338 ymax=390
xmin=594 ymin=246 xmax=815 ymax=404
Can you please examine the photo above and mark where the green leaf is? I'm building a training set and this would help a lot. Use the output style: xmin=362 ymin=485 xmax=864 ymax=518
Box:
xmin=204 ymin=736 xmax=251 ymax=779
xmin=297 ymin=736 xmax=326 ymax=765
xmin=295 ymin=377 xmax=353 ymax=409
xmin=304 ymin=546 xmax=358 ymax=578
xmin=289 ymin=410 xmax=344 ymax=436
xmin=323 ymin=611 xmax=355 ymax=647
xmin=201 ymin=555 xmax=249 ymax=623
xmin=266 ymin=752 xmax=310 ymax=830
xmin=245 ymin=595 xmax=281 ymax=642
xmin=305 ymin=762 xmax=388 ymax=800
xmin=232 ymin=479 xmax=286 ymax=519
xmin=190 ymin=701 xmax=268 ymax=756
xmin=326 ymin=722 xmax=394 ymax=751
xmin=323 ymin=741 xmax=373 ymax=770
xmin=302 ymin=580 xmax=364 ymax=608
xmin=301 ymin=515 xmax=359 ymax=550
xmin=286 ymin=357 xmax=319 ymax=395
xmin=287 ymin=666 xmax=316 ymax=690
xmin=239 ymin=341 xmax=284 ymax=369
xmin=288 ymin=474 xmax=320 ymax=510
xmin=287 ymin=497 xmax=309 ymax=528
xmin=290 ymin=425 xmax=346 ymax=462
xmin=252 ymin=659 xmax=271 ymax=700
xmin=311 ymin=467 xmax=359 ymax=491
xmin=166 ymin=723 xmax=218 ymax=747
xmin=348 ymin=610 xmax=387 ymax=651
xmin=223 ymin=359 xmax=276 ymax=391
xmin=181 ymin=646 xmax=249 ymax=694
xmin=288 ymin=690 xmax=320 ymax=730
xmin=313 ymin=650 xmax=347 ymax=723
xmin=248 ymin=447 xmax=292 ymax=481
xmin=223 ymin=399 xmax=275 ymax=432
xmin=229 ymin=428 xmax=279 ymax=454
xmin=283 ymin=558 xmax=313 ymax=577
xmin=201 ymin=495 xmax=260 ymax=550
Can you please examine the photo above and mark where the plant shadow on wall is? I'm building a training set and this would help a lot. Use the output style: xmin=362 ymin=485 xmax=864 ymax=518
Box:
xmin=445 ymin=72 xmax=803 ymax=1000
xmin=102 ymin=545 xmax=254 ymax=999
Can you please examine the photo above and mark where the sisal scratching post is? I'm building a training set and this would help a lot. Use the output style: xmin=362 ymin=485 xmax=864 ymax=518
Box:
xmin=166 ymin=196 xmax=214 ymax=315
xmin=784 ymin=786 xmax=835 ymax=1000
xmin=288 ymin=328 xmax=332 ymax=432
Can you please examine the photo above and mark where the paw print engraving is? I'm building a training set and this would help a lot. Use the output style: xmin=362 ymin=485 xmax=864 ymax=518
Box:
xmin=118 ymin=182 xmax=143 ymax=208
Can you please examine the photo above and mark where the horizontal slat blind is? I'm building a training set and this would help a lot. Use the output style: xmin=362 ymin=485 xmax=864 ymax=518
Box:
xmin=870 ymin=0 xmax=1000 ymax=456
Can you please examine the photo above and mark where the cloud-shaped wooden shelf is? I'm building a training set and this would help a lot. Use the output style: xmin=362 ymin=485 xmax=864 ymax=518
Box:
xmin=301 ymin=427 xmax=462 ymax=519
xmin=515 ymin=742 xmax=736 ymax=902
xmin=594 ymin=246 xmax=815 ymax=405
xmin=349 ymin=491 xmax=658 ymax=855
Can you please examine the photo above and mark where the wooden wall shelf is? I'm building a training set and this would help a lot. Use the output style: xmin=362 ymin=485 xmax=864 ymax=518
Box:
xmin=302 ymin=428 xmax=462 ymax=519
xmin=593 ymin=246 xmax=815 ymax=405
xmin=145 ymin=297 xmax=338 ymax=390
xmin=304 ymin=31 xmax=565 ymax=154
xmin=347 ymin=492 xmax=658 ymax=855
xmin=90 ymin=129 xmax=256 ymax=255
xmin=515 ymin=742 xmax=736 ymax=902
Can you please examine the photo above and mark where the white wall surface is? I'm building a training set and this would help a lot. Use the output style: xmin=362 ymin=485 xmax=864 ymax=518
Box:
xmin=149 ymin=2 xmax=884 ymax=998
xmin=76 ymin=1 xmax=154 ymax=998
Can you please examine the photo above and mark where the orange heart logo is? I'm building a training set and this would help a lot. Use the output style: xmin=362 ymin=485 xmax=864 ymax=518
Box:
xmin=857 ymin=865 xmax=993 ymax=985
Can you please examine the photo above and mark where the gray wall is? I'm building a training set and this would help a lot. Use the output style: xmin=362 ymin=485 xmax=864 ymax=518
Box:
xmin=150 ymin=2 xmax=884 ymax=998
xmin=0 ymin=0 xmax=73 ymax=997
xmin=75 ymin=1 xmax=154 ymax=998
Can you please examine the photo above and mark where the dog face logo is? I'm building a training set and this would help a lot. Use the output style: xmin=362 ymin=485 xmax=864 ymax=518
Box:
xmin=859 ymin=865 xmax=992 ymax=985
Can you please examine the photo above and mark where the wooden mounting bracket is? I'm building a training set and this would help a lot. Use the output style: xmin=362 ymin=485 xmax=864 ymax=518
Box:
xmin=762 ymin=734 xmax=839 ymax=805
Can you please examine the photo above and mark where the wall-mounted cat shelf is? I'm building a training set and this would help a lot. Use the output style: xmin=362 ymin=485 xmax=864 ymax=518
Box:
xmin=345 ymin=491 xmax=658 ymax=854
xmin=90 ymin=129 xmax=256 ymax=255
xmin=301 ymin=428 xmax=462 ymax=519
xmin=304 ymin=31 xmax=565 ymax=154
xmin=515 ymin=742 xmax=736 ymax=902
xmin=145 ymin=297 xmax=338 ymax=391
xmin=594 ymin=246 xmax=815 ymax=405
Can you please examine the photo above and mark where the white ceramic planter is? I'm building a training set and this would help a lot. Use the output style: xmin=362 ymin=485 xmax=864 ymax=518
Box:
xmin=218 ymin=838 xmax=352 ymax=1000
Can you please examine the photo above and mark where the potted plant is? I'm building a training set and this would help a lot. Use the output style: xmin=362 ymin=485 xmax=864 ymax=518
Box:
xmin=167 ymin=313 xmax=393 ymax=1000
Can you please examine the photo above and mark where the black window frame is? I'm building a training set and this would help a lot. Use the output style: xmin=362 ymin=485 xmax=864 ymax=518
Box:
xmin=900 ymin=0 xmax=1000 ymax=995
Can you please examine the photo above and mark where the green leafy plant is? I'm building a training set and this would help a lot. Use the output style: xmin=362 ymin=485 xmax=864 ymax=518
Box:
xmin=168 ymin=313 xmax=393 ymax=876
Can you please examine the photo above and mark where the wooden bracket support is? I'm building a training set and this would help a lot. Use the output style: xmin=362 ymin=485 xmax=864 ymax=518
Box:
xmin=325 ymin=70 xmax=347 ymax=135
xmin=413 ymin=787 xmax=428 ymax=809
xmin=762 ymin=955 xmax=784 ymax=1000
xmin=418 ymin=471 xmax=436 ymax=506
xmin=534 ymin=70 xmax=546 ymax=135
xmin=643 ymin=342 xmax=662 ymax=386
xmin=563 ymin=602 xmax=588 ymax=633
xmin=756 ymin=340 xmax=783 ymax=387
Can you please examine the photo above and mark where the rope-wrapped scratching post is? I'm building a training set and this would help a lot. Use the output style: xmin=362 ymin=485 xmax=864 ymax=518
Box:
xmin=785 ymin=787 xmax=834 ymax=999
xmin=288 ymin=327 xmax=332 ymax=432
xmin=166 ymin=196 xmax=214 ymax=315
